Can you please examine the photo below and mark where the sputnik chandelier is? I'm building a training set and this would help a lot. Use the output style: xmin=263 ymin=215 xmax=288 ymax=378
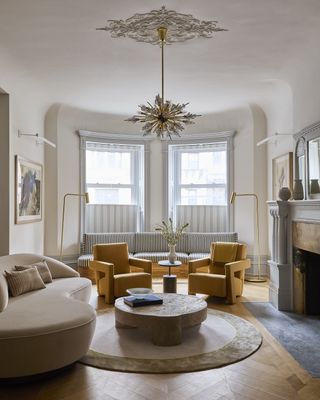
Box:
xmin=97 ymin=6 xmax=227 ymax=139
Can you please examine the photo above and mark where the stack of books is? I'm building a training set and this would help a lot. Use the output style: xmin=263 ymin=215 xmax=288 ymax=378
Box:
xmin=124 ymin=294 xmax=163 ymax=307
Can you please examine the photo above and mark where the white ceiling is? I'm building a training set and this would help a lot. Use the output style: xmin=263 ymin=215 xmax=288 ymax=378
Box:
xmin=1 ymin=0 xmax=320 ymax=115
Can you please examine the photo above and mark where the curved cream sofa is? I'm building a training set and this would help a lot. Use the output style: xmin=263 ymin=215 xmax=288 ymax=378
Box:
xmin=0 ymin=254 xmax=96 ymax=379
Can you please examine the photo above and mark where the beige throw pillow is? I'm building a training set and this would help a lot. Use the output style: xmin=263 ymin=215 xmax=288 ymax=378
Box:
xmin=0 ymin=273 xmax=9 ymax=312
xmin=5 ymin=268 xmax=46 ymax=297
xmin=15 ymin=260 xmax=53 ymax=283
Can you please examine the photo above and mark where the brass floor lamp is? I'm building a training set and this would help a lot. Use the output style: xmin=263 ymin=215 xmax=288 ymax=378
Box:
xmin=230 ymin=191 xmax=266 ymax=283
xmin=59 ymin=192 xmax=90 ymax=262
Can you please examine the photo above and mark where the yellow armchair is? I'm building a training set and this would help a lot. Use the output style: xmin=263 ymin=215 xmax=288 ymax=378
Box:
xmin=188 ymin=242 xmax=250 ymax=304
xmin=89 ymin=242 xmax=152 ymax=304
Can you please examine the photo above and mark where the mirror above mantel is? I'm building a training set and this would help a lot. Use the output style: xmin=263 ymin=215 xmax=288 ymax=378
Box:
xmin=294 ymin=121 xmax=320 ymax=200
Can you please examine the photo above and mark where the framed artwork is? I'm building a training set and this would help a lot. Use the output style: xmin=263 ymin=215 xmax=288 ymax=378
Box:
xmin=15 ymin=156 xmax=42 ymax=224
xmin=272 ymin=152 xmax=293 ymax=200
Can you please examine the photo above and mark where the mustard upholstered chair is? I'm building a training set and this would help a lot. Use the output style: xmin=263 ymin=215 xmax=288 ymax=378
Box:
xmin=89 ymin=242 xmax=152 ymax=304
xmin=188 ymin=242 xmax=250 ymax=304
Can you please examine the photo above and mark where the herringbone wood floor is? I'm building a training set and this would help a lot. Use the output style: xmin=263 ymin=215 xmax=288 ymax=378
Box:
xmin=1 ymin=280 xmax=320 ymax=400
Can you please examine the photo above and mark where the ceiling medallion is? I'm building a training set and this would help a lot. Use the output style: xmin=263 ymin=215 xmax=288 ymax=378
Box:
xmin=97 ymin=5 xmax=227 ymax=45
xmin=97 ymin=7 xmax=227 ymax=138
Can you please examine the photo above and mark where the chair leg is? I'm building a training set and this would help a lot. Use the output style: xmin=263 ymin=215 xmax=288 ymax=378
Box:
xmin=104 ymin=292 xmax=114 ymax=304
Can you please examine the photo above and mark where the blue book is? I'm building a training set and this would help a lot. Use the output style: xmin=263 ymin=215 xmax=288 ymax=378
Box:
xmin=124 ymin=294 xmax=163 ymax=307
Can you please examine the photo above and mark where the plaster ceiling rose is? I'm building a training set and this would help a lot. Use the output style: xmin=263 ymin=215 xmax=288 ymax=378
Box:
xmin=97 ymin=5 xmax=227 ymax=45
xmin=97 ymin=7 xmax=227 ymax=138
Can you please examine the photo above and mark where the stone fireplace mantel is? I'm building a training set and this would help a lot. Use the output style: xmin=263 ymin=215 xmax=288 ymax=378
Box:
xmin=267 ymin=199 xmax=320 ymax=311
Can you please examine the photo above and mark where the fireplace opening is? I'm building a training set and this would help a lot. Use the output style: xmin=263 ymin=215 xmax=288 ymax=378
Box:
xmin=294 ymin=248 xmax=320 ymax=315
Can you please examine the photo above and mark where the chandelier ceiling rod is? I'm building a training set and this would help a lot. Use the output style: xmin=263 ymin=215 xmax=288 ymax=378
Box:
xmin=157 ymin=27 xmax=167 ymax=106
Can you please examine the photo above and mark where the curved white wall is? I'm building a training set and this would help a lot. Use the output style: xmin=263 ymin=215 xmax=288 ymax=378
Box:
xmin=0 ymin=44 xmax=49 ymax=255
xmin=44 ymin=103 xmax=268 ymax=260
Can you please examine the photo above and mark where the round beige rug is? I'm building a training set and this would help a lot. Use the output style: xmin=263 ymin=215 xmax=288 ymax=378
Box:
xmin=80 ymin=308 xmax=262 ymax=373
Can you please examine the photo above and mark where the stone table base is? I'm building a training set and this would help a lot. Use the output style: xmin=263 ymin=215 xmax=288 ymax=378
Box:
xmin=115 ymin=293 xmax=207 ymax=346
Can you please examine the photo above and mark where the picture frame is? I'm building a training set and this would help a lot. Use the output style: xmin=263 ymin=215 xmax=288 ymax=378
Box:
xmin=272 ymin=152 xmax=293 ymax=200
xmin=15 ymin=155 xmax=42 ymax=224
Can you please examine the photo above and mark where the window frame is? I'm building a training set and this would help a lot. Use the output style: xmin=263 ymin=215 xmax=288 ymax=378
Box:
xmin=85 ymin=143 xmax=142 ymax=206
xmin=79 ymin=130 xmax=151 ymax=233
xmin=162 ymin=131 xmax=235 ymax=231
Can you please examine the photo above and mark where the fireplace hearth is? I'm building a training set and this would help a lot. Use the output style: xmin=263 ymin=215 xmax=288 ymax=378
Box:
xmin=293 ymin=247 xmax=320 ymax=315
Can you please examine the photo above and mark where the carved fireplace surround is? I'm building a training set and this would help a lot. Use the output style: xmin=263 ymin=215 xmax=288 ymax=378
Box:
xmin=267 ymin=199 xmax=320 ymax=312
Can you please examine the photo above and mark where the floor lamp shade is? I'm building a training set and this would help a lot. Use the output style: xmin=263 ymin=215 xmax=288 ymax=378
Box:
xmin=230 ymin=192 xmax=266 ymax=283
xmin=59 ymin=192 xmax=90 ymax=262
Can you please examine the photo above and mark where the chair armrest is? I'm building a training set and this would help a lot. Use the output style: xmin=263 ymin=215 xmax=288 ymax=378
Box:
xmin=224 ymin=259 xmax=251 ymax=304
xmin=89 ymin=260 xmax=114 ymax=302
xmin=89 ymin=260 xmax=114 ymax=275
xmin=225 ymin=259 xmax=251 ymax=273
xmin=188 ymin=257 xmax=211 ymax=274
xmin=129 ymin=257 xmax=152 ymax=274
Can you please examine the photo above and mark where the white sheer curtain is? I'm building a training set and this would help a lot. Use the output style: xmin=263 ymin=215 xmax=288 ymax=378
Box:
xmin=85 ymin=204 xmax=138 ymax=233
xmin=176 ymin=205 xmax=228 ymax=232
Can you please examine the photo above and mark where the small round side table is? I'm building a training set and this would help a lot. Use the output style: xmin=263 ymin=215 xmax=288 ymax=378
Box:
xmin=158 ymin=260 xmax=182 ymax=293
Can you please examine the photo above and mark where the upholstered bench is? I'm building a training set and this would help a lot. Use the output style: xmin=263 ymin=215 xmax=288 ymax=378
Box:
xmin=78 ymin=232 xmax=238 ymax=281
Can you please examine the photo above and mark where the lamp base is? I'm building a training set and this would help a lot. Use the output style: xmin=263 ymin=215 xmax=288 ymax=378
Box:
xmin=245 ymin=277 xmax=267 ymax=283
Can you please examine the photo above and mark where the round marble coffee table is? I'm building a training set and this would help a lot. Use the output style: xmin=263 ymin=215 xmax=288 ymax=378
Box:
xmin=115 ymin=293 xmax=207 ymax=346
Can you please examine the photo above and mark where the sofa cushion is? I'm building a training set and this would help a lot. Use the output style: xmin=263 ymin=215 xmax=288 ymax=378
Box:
xmin=186 ymin=232 xmax=238 ymax=253
xmin=0 ymin=273 xmax=8 ymax=312
xmin=135 ymin=232 xmax=168 ymax=252
xmin=81 ymin=233 xmax=136 ymax=255
xmin=0 ymin=254 xmax=79 ymax=280
xmin=5 ymin=268 xmax=46 ymax=297
xmin=0 ymin=277 xmax=94 ymax=338
xmin=15 ymin=260 xmax=53 ymax=283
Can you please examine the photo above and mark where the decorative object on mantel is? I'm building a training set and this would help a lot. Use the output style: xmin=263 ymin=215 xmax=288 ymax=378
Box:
xmin=155 ymin=218 xmax=189 ymax=263
xmin=60 ymin=192 xmax=90 ymax=261
xmin=97 ymin=6 xmax=227 ymax=138
xmin=278 ymin=186 xmax=291 ymax=201
xmin=310 ymin=179 xmax=320 ymax=194
xmin=230 ymin=192 xmax=266 ymax=283
xmin=272 ymin=152 xmax=293 ymax=200
xmin=18 ymin=130 xmax=56 ymax=148
xmin=292 ymin=179 xmax=304 ymax=200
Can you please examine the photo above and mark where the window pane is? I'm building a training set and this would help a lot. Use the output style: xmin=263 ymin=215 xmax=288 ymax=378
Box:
xmin=87 ymin=187 xmax=132 ymax=204
xmin=180 ymin=151 xmax=226 ymax=184
xmin=181 ymin=187 xmax=226 ymax=205
xmin=86 ymin=150 xmax=131 ymax=184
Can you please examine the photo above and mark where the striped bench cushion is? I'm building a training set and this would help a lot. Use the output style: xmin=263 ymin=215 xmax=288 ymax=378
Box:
xmin=133 ymin=252 xmax=189 ymax=264
xmin=188 ymin=253 xmax=210 ymax=261
xmin=77 ymin=254 xmax=94 ymax=268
